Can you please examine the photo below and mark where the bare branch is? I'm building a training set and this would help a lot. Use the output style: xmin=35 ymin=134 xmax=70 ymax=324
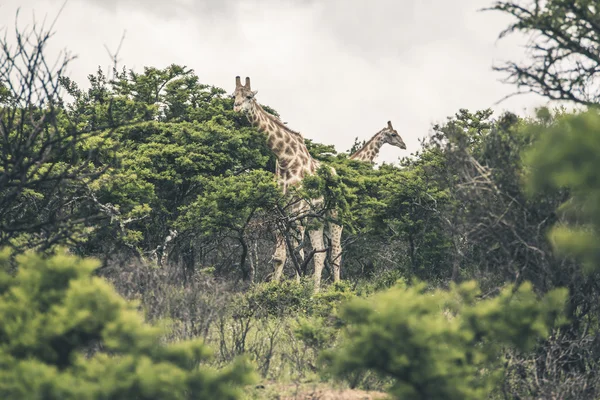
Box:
xmin=488 ymin=0 xmax=600 ymax=105
xmin=0 ymin=12 xmax=116 ymax=252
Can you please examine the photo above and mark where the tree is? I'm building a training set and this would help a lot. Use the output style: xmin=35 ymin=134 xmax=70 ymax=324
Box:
xmin=63 ymin=66 xmax=275 ymax=272
xmin=0 ymin=249 xmax=255 ymax=399
xmin=484 ymin=108 xmax=600 ymax=400
xmin=324 ymin=280 xmax=567 ymax=400
xmin=488 ymin=0 xmax=600 ymax=105
xmin=524 ymin=109 xmax=600 ymax=272
xmin=371 ymin=162 xmax=453 ymax=282
xmin=176 ymin=170 xmax=280 ymax=282
xmin=0 ymin=17 xmax=112 ymax=252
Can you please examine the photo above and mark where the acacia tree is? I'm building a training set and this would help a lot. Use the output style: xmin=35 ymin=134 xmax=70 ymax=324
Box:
xmin=488 ymin=0 xmax=600 ymax=105
xmin=176 ymin=170 xmax=280 ymax=282
xmin=61 ymin=65 xmax=277 ymax=273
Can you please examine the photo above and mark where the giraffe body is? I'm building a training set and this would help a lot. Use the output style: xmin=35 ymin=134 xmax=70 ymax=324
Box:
xmin=232 ymin=76 xmax=341 ymax=291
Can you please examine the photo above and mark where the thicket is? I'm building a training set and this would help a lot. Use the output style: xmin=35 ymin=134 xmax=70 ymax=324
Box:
xmin=3 ymin=1 xmax=600 ymax=398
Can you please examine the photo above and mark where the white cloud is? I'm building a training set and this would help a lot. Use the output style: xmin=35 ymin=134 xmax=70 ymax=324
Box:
xmin=1 ymin=0 xmax=548 ymax=163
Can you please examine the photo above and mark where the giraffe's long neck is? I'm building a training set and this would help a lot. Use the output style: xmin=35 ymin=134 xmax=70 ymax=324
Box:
xmin=349 ymin=130 xmax=386 ymax=163
xmin=246 ymin=101 xmax=317 ymax=192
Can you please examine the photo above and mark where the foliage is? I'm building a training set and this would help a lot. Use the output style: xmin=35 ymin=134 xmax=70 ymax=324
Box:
xmin=372 ymin=163 xmax=452 ymax=281
xmin=523 ymin=110 xmax=600 ymax=273
xmin=63 ymin=66 xmax=275 ymax=271
xmin=176 ymin=170 xmax=279 ymax=280
xmin=237 ymin=280 xmax=355 ymax=319
xmin=6 ymin=4 xmax=600 ymax=397
xmin=0 ymin=19 xmax=111 ymax=253
xmin=0 ymin=249 xmax=255 ymax=399
xmin=324 ymin=280 xmax=568 ymax=400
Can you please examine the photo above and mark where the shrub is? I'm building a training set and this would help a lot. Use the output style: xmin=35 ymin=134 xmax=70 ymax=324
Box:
xmin=0 ymin=249 xmax=255 ymax=400
xmin=323 ymin=280 xmax=567 ymax=400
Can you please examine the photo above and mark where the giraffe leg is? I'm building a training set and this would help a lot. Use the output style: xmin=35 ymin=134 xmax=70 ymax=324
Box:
xmin=328 ymin=210 xmax=343 ymax=282
xmin=272 ymin=229 xmax=287 ymax=282
xmin=309 ymin=226 xmax=326 ymax=292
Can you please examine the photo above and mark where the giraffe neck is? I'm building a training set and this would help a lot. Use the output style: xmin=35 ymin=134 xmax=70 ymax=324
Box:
xmin=350 ymin=130 xmax=386 ymax=163
xmin=245 ymin=101 xmax=317 ymax=191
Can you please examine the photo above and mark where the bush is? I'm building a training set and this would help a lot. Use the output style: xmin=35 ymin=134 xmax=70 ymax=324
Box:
xmin=0 ymin=249 xmax=255 ymax=400
xmin=239 ymin=280 xmax=355 ymax=319
xmin=323 ymin=280 xmax=567 ymax=400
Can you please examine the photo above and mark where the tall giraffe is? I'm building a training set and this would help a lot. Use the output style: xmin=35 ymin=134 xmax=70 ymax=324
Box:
xmin=232 ymin=76 xmax=342 ymax=291
xmin=350 ymin=121 xmax=406 ymax=163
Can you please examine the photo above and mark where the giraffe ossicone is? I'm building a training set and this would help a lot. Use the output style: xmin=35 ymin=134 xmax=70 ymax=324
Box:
xmin=232 ymin=76 xmax=342 ymax=291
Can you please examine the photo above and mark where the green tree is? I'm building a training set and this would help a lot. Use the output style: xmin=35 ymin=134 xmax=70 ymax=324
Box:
xmin=371 ymin=163 xmax=452 ymax=282
xmin=63 ymin=66 xmax=275 ymax=272
xmin=176 ymin=170 xmax=280 ymax=281
xmin=503 ymin=108 xmax=600 ymax=399
xmin=524 ymin=110 xmax=600 ymax=272
xmin=0 ymin=249 xmax=255 ymax=399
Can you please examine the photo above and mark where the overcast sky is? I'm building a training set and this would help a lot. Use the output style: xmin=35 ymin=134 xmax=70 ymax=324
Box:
xmin=1 ymin=0 xmax=548 ymax=163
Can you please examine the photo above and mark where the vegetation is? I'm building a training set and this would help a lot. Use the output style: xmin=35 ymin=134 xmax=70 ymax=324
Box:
xmin=2 ymin=1 xmax=600 ymax=398
xmin=324 ymin=281 xmax=567 ymax=400
xmin=0 ymin=250 xmax=255 ymax=399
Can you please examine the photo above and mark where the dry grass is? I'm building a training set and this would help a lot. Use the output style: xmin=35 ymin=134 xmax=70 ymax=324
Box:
xmin=245 ymin=382 xmax=389 ymax=400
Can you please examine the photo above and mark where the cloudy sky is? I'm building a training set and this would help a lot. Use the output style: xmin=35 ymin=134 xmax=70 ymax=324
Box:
xmin=1 ymin=0 xmax=548 ymax=163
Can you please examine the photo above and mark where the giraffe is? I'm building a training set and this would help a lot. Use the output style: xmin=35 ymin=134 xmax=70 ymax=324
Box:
xmin=232 ymin=76 xmax=342 ymax=291
xmin=350 ymin=121 xmax=406 ymax=163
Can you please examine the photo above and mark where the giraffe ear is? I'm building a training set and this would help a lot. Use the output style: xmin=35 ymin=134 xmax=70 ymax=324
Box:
xmin=245 ymin=77 xmax=251 ymax=90
xmin=387 ymin=120 xmax=393 ymax=129
xmin=251 ymin=90 xmax=258 ymax=97
xmin=235 ymin=76 xmax=242 ymax=88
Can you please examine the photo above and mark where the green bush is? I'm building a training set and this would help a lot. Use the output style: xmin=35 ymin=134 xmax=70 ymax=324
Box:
xmin=0 ymin=249 xmax=255 ymax=400
xmin=240 ymin=280 xmax=316 ymax=318
xmin=323 ymin=280 xmax=567 ymax=400
xmin=238 ymin=280 xmax=355 ymax=319
xmin=523 ymin=110 xmax=600 ymax=273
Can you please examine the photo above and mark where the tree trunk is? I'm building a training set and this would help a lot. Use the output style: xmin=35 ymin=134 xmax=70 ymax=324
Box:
xmin=238 ymin=235 xmax=254 ymax=282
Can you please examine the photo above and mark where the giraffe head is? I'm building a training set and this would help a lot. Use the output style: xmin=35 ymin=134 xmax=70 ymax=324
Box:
xmin=232 ymin=76 xmax=257 ymax=113
xmin=381 ymin=121 xmax=406 ymax=149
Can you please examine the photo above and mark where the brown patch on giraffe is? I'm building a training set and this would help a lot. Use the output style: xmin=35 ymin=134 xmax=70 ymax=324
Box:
xmin=289 ymin=140 xmax=298 ymax=152
xmin=274 ymin=140 xmax=285 ymax=153
xmin=284 ymin=145 xmax=295 ymax=156
xmin=289 ymin=159 xmax=300 ymax=171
